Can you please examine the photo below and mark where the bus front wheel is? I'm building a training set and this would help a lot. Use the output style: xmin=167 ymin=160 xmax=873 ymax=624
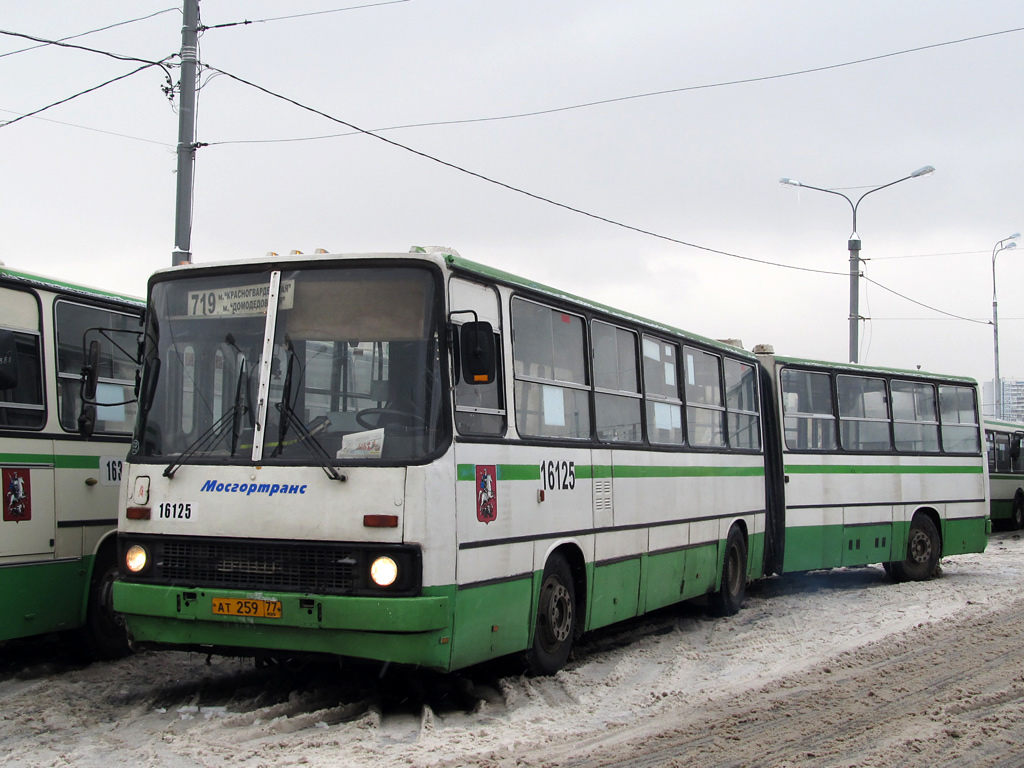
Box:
xmin=1012 ymin=493 xmax=1024 ymax=531
xmin=525 ymin=553 xmax=576 ymax=676
xmin=82 ymin=551 xmax=131 ymax=660
xmin=709 ymin=526 xmax=747 ymax=617
xmin=889 ymin=514 xmax=941 ymax=582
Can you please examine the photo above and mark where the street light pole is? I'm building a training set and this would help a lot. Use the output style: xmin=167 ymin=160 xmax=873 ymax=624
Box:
xmin=992 ymin=233 xmax=1021 ymax=420
xmin=780 ymin=166 xmax=935 ymax=364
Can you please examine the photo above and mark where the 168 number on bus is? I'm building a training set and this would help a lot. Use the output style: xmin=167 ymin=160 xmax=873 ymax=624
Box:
xmin=540 ymin=460 xmax=575 ymax=491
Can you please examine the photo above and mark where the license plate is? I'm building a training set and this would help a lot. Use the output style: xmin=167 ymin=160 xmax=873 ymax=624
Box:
xmin=211 ymin=597 xmax=282 ymax=619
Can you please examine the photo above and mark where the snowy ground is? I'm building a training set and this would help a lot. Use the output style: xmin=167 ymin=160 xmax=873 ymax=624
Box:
xmin=3 ymin=530 xmax=1024 ymax=768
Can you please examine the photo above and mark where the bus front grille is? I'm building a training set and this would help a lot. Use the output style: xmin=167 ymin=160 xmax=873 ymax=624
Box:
xmin=119 ymin=535 xmax=422 ymax=596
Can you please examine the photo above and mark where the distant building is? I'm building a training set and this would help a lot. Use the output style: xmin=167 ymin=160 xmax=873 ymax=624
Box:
xmin=983 ymin=378 xmax=1024 ymax=422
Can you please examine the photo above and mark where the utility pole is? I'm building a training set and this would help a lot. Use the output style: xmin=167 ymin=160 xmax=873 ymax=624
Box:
xmin=172 ymin=0 xmax=199 ymax=266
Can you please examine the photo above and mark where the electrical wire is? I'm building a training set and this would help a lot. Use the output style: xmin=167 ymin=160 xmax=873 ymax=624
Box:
xmin=202 ymin=25 xmax=1024 ymax=146
xmin=0 ymin=30 xmax=176 ymax=128
xmin=861 ymin=276 xmax=990 ymax=325
xmin=0 ymin=7 xmax=177 ymax=59
xmin=0 ymin=108 xmax=173 ymax=145
xmin=203 ymin=65 xmax=997 ymax=325
xmin=201 ymin=0 xmax=412 ymax=30
xmin=0 ymin=62 xmax=172 ymax=128
xmin=201 ymin=64 xmax=847 ymax=278
xmin=0 ymin=29 xmax=174 ymax=71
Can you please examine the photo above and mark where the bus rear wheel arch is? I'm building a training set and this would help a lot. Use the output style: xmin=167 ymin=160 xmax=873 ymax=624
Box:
xmin=524 ymin=551 xmax=578 ymax=676
xmin=708 ymin=524 xmax=748 ymax=617
xmin=888 ymin=511 xmax=942 ymax=582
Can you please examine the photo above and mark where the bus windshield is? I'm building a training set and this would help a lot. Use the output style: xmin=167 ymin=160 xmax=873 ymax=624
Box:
xmin=134 ymin=264 xmax=447 ymax=466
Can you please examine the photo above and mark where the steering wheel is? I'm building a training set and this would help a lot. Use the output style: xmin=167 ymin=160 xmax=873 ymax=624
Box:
xmin=355 ymin=407 xmax=428 ymax=430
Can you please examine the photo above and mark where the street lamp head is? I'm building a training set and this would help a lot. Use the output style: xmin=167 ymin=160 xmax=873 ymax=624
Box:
xmin=779 ymin=178 xmax=801 ymax=188
xmin=910 ymin=165 xmax=935 ymax=178
xmin=1008 ymin=233 xmax=1021 ymax=242
xmin=1006 ymin=242 xmax=1018 ymax=251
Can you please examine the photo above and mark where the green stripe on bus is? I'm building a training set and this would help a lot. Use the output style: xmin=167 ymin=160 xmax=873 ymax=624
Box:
xmin=611 ymin=465 xmax=764 ymax=479
xmin=785 ymin=464 xmax=984 ymax=475
xmin=55 ymin=455 xmax=101 ymax=469
xmin=0 ymin=453 xmax=100 ymax=469
xmin=457 ymin=463 xmax=762 ymax=481
xmin=457 ymin=464 xmax=541 ymax=481
xmin=0 ymin=452 xmax=55 ymax=464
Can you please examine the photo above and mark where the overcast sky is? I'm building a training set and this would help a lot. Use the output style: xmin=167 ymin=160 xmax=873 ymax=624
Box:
xmin=2 ymin=1 xmax=1022 ymax=402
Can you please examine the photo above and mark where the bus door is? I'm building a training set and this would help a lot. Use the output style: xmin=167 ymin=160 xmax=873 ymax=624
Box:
xmin=449 ymin=277 xmax=525 ymax=666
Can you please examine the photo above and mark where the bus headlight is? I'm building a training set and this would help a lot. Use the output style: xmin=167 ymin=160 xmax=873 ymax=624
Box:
xmin=125 ymin=544 xmax=149 ymax=573
xmin=370 ymin=556 xmax=398 ymax=587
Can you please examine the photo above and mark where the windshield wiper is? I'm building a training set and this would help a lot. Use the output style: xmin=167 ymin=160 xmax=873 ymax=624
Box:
xmin=271 ymin=337 xmax=345 ymax=481
xmin=164 ymin=340 xmax=251 ymax=478
xmin=163 ymin=405 xmax=243 ymax=478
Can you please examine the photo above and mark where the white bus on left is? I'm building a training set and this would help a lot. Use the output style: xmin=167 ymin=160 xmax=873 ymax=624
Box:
xmin=1 ymin=265 xmax=142 ymax=657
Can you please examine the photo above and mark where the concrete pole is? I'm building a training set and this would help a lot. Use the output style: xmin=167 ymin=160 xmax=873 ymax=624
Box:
xmin=172 ymin=0 xmax=199 ymax=266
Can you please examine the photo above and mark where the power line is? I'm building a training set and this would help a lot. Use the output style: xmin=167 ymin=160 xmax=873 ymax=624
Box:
xmin=201 ymin=0 xmax=412 ymax=30
xmin=0 ymin=7 xmax=177 ymax=59
xmin=0 ymin=63 xmax=171 ymax=128
xmin=204 ymin=65 xmax=998 ymax=326
xmin=202 ymin=25 xmax=1024 ymax=146
xmin=201 ymin=64 xmax=847 ymax=278
xmin=862 ymin=276 xmax=989 ymax=325
xmin=867 ymin=250 xmax=989 ymax=261
xmin=0 ymin=108 xmax=174 ymax=145
xmin=0 ymin=30 xmax=176 ymax=128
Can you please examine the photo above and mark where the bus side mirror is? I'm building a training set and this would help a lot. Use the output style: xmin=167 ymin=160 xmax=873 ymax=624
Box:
xmin=0 ymin=330 xmax=18 ymax=390
xmin=460 ymin=321 xmax=496 ymax=385
xmin=78 ymin=339 xmax=101 ymax=438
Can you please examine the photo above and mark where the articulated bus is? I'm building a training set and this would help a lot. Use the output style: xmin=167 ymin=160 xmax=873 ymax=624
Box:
xmin=1 ymin=265 xmax=143 ymax=657
xmin=112 ymin=249 xmax=989 ymax=674
xmin=984 ymin=419 xmax=1024 ymax=529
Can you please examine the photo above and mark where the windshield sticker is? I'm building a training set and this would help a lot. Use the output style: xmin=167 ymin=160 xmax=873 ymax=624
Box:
xmin=337 ymin=428 xmax=385 ymax=459
xmin=188 ymin=279 xmax=295 ymax=317
xmin=476 ymin=464 xmax=497 ymax=523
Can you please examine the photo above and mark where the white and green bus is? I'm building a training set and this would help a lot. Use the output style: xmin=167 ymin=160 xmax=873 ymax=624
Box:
xmin=112 ymin=249 xmax=989 ymax=674
xmin=1 ymin=264 xmax=143 ymax=658
xmin=984 ymin=419 xmax=1024 ymax=529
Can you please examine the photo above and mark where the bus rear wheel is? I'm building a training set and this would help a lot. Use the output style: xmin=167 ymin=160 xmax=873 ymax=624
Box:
xmin=525 ymin=553 xmax=576 ymax=676
xmin=709 ymin=526 xmax=747 ymax=617
xmin=1012 ymin=493 xmax=1024 ymax=531
xmin=889 ymin=513 xmax=941 ymax=582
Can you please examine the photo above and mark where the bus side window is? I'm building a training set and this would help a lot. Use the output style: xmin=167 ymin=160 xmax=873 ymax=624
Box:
xmin=725 ymin=358 xmax=761 ymax=451
xmin=780 ymin=368 xmax=837 ymax=451
xmin=683 ymin=347 xmax=725 ymax=448
xmin=0 ymin=328 xmax=45 ymax=429
xmin=592 ymin=321 xmax=642 ymax=443
xmin=938 ymin=385 xmax=981 ymax=454
xmin=55 ymin=300 xmax=138 ymax=434
xmin=891 ymin=381 xmax=940 ymax=453
xmin=511 ymin=299 xmax=590 ymax=440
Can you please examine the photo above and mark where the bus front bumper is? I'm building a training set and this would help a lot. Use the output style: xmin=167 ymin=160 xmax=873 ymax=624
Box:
xmin=113 ymin=581 xmax=454 ymax=669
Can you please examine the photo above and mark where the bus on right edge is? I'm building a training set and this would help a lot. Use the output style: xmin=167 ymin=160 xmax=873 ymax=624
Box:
xmin=985 ymin=419 xmax=1024 ymax=529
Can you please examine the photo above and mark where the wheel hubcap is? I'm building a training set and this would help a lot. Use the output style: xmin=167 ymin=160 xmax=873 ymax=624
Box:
xmin=542 ymin=581 xmax=573 ymax=644
xmin=908 ymin=530 xmax=932 ymax=564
